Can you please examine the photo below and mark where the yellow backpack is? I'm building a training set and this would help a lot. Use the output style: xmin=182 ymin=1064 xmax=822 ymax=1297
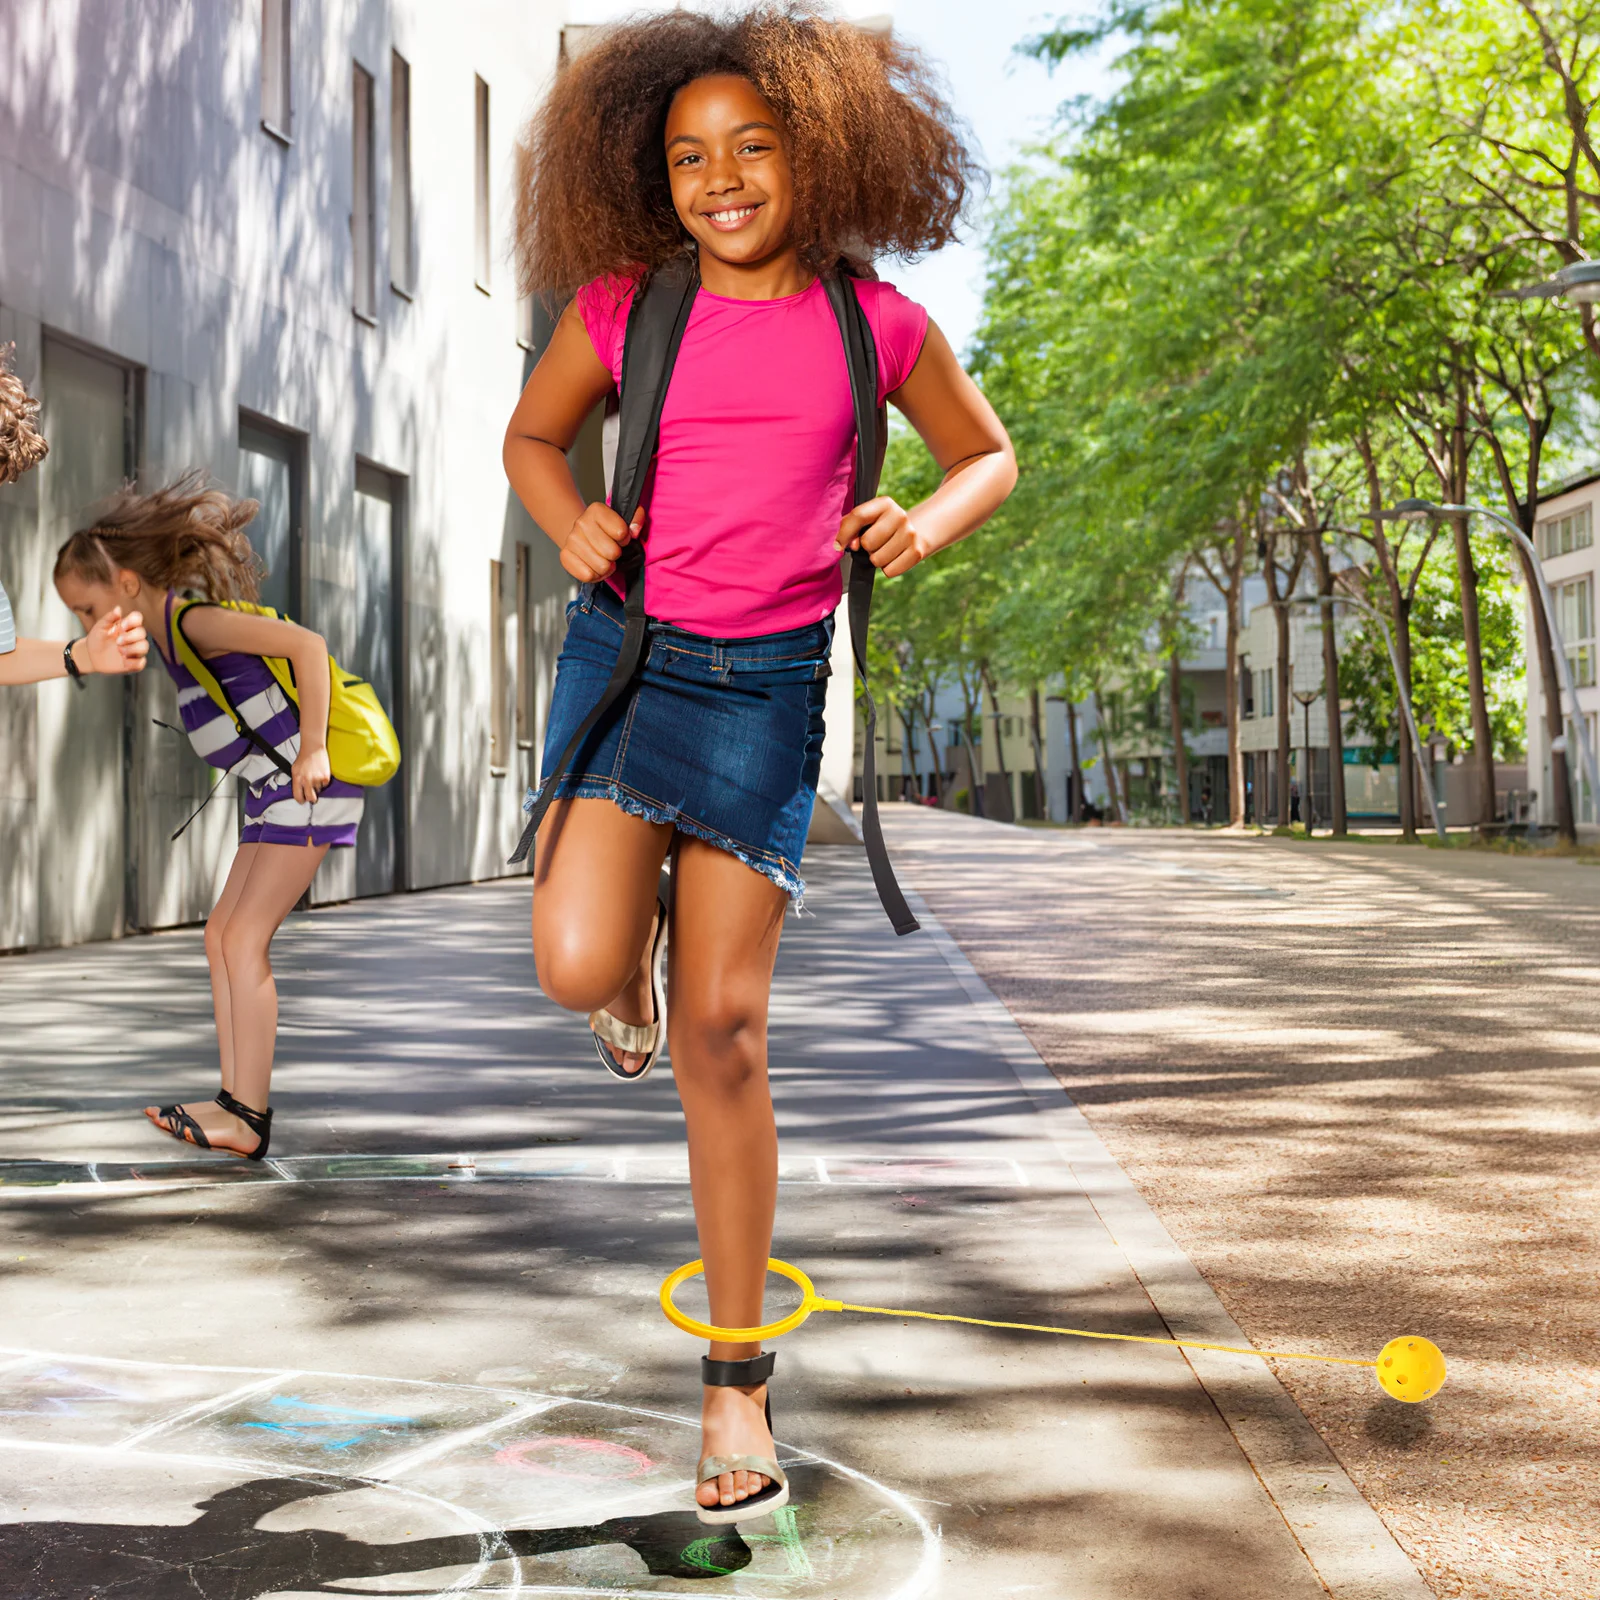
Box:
xmin=170 ymin=599 xmax=401 ymax=788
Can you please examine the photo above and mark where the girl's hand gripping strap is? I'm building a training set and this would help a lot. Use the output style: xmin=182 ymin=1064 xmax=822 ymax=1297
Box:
xmin=822 ymin=269 xmax=920 ymax=937
xmin=509 ymin=256 xmax=701 ymax=865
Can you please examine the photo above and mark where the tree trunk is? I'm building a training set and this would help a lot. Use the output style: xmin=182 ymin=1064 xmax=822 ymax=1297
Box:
xmin=1224 ymin=571 xmax=1244 ymax=827
xmin=1028 ymin=684 xmax=1048 ymax=821
xmin=1391 ymin=594 xmax=1417 ymax=841
xmin=1310 ymin=534 xmax=1347 ymax=835
xmin=981 ymin=662 xmax=1014 ymax=823
xmin=1066 ymin=695 xmax=1084 ymax=820
xmin=1518 ymin=541 xmax=1577 ymax=841
xmin=901 ymin=701 xmax=918 ymax=801
xmin=960 ymin=672 xmax=984 ymax=817
xmin=921 ymin=687 xmax=946 ymax=805
xmin=1448 ymin=388 xmax=1495 ymax=827
xmin=1168 ymin=640 xmax=1189 ymax=822
xmin=1093 ymin=684 xmax=1123 ymax=821
xmin=1274 ymin=596 xmax=1293 ymax=826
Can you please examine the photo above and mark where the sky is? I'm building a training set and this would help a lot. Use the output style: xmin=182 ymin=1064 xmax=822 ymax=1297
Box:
xmin=565 ymin=1 xmax=1119 ymax=354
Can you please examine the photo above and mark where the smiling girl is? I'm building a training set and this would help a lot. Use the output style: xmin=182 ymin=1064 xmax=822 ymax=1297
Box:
xmin=505 ymin=5 xmax=1014 ymax=1523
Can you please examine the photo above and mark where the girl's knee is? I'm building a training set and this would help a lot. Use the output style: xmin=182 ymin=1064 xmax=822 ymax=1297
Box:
xmin=533 ymin=934 xmax=632 ymax=1015
xmin=669 ymin=995 xmax=767 ymax=1090
xmin=218 ymin=920 xmax=268 ymax=980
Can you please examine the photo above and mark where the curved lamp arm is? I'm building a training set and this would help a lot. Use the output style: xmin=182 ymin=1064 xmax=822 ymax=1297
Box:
xmin=1435 ymin=504 xmax=1600 ymax=820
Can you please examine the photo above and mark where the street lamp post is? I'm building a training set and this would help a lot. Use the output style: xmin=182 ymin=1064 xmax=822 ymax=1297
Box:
xmin=1386 ymin=498 xmax=1600 ymax=835
xmin=1293 ymin=685 xmax=1321 ymax=832
xmin=1290 ymin=594 xmax=1447 ymax=841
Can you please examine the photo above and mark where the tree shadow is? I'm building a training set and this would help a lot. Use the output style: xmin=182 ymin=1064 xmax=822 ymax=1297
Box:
xmin=0 ymin=1474 xmax=750 ymax=1599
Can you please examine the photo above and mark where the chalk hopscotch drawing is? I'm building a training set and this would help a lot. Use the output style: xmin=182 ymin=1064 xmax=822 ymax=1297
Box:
xmin=0 ymin=1364 xmax=141 ymax=1417
xmin=0 ymin=1349 xmax=940 ymax=1599
xmin=236 ymin=1395 xmax=417 ymax=1452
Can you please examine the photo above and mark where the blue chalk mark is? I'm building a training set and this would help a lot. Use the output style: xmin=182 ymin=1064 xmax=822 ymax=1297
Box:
xmin=235 ymin=1394 xmax=417 ymax=1452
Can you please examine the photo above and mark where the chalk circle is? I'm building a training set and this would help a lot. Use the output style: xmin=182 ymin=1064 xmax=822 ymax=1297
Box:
xmin=495 ymin=1434 xmax=654 ymax=1480
xmin=659 ymin=1257 xmax=836 ymax=1342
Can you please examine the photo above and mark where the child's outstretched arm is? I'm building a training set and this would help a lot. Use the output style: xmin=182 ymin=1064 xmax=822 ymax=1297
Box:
xmin=180 ymin=607 xmax=332 ymax=804
xmin=0 ymin=606 xmax=149 ymax=686
xmin=502 ymin=301 xmax=636 ymax=584
xmin=835 ymin=321 xmax=1017 ymax=577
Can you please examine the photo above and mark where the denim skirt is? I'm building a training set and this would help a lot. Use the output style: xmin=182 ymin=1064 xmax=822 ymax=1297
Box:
xmin=529 ymin=583 xmax=832 ymax=900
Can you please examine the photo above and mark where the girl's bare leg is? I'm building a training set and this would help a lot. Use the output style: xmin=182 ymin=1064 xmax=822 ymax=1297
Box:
xmin=531 ymin=797 xmax=672 ymax=1024
xmin=205 ymin=842 xmax=260 ymax=1091
xmin=148 ymin=841 xmax=327 ymax=1154
xmin=668 ymin=835 xmax=787 ymax=1511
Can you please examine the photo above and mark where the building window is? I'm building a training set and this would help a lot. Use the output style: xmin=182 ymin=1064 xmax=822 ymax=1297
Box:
xmin=261 ymin=0 xmax=291 ymax=139
xmin=352 ymin=62 xmax=376 ymax=322
xmin=490 ymin=558 xmax=508 ymax=773
xmin=1555 ymin=573 xmax=1595 ymax=688
xmin=474 ymin=75 xmax=491 ymax=293
xmin=390 ymin=52 xmax=414 ymax=297
xmin=1257 ymin=668 xmax=1275 ymax=719
xmin=1539 ymin=503 xmax=1593 ymax=560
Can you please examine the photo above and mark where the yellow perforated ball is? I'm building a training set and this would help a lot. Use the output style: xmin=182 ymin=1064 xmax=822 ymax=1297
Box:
xmin=1376 ymin=1336 xmax=1446 ymax=1403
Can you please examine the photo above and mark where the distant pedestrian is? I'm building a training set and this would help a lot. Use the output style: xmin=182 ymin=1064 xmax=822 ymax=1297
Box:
xmin=1290 ymin=777 xmax=1301 ymax=825
xmin=52 ymin=476 xmax=368 ymax=1161
xmin=504 ymin=6 xmax=1009 ymax=1526
xmin=1200 ymin=781 xmax=1213 ymax=824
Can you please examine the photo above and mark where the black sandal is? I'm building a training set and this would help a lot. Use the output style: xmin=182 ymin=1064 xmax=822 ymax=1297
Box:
xmin=151 ymin=1089 xmax=273 ymax=1161
xmin=695 ymin=1351 xmax=788 ymax=1526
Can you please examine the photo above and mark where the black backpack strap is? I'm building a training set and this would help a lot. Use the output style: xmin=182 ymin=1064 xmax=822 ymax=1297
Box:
xmin=510 ymin=256 xmax=700 ymax=865
xmin=821 ymin=269 xmax=920 ymax=937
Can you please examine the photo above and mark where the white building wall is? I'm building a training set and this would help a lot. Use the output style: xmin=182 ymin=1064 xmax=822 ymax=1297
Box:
xmin=1527 ymin=476 xmax=1600 ymax=829
xmin=0 ymin=0 xmax=571 ymax=949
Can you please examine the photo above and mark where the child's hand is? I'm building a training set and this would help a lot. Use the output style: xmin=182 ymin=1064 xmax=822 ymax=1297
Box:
xmin=835 ymin=497 xmax=929 ymax=577
xmin=292 ymin=746 xmax=332 ymax=806
xmin=82 ymin=606 xmax=150 ymax=675
xmin=561 ymin=504 xmax=644 ymax=583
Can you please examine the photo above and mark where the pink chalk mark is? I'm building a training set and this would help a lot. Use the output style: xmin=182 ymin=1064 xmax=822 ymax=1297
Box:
xmin=495 ymin=1434 xmax=655 ymax=1480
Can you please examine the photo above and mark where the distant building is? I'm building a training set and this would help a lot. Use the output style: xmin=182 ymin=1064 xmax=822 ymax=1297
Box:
xmin=0 ymin=2 xmax=590 ymax=950
xmin=1527 ymin=467 xmax=1599 ymax=830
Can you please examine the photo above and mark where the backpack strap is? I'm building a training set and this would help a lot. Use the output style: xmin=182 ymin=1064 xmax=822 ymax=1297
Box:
xmin=509 ymin=255 xmax=701 ymax=865
xmin=170 ymin=600 xmax=296 ymax=783
xmin=821 ymin=268 xmax=919 ymax=937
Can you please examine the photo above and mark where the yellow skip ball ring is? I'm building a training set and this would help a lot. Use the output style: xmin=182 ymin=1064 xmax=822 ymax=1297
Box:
xmin=660 ymin=1258 xmax=841 ymax=1342
xmin=659 ymin=1259 xmax=1447 ymax=1404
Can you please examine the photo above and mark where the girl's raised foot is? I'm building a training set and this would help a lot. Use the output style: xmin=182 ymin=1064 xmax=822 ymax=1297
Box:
xmin=589 ymin=893 xmax=668 ymax=1082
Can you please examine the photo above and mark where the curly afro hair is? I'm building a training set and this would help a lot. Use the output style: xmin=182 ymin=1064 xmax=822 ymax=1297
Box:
xmin=0 ymin=344 xmax=49 ymax=488
xmin=516 ymin=4 xmax=982 ymax=301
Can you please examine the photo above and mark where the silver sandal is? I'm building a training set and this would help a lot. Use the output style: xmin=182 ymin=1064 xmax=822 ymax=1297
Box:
xmin=588 ymin=890 xmax=668 ymax=1082
xmin=695 ymin=1352 xmax=788 ymax=1526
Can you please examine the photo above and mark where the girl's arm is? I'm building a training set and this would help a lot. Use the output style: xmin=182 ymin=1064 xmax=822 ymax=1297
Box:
xmin=835 ymin=320 xmax=1017 ymax=577
xmin=181 ymin=607 xmax=332 ymax=804
xmin=0 ymin=608 xmax=149 ymax=686
xmin=502 ymin=301 xmax=642 ymax=583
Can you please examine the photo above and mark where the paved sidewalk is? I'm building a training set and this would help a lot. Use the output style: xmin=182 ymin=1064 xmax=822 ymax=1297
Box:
xmin=0 ymin=844 xmax=1428 ymax=1598
xmin=884 ymin=808 xmax=1600 ymax=1600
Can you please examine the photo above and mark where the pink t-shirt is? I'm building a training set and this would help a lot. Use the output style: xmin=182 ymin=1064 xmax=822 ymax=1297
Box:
xmin=577 ymin=274 xmax=929 ymax=638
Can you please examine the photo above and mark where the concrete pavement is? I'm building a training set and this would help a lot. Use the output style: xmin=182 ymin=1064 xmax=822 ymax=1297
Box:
xmin=0 ymin=841 xmax=1430 ymax=1598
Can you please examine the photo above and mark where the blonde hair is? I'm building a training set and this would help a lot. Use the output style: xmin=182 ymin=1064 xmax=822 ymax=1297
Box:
xmin=54 ymin=471 xmax=263 ymax=602
xmin=0 ymin=343 xmax=49 ymax=487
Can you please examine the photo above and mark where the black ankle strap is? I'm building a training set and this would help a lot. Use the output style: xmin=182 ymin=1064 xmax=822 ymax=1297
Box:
xmin=701 ymin=1352 xmax=774 ymax=1387
xmin=214 ymin=1089 xmax=272 ymax=1136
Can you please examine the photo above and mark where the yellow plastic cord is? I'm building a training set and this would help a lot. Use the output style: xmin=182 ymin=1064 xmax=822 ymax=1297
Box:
xmin=659 ymin=1258 xmax=1448 ymax=1400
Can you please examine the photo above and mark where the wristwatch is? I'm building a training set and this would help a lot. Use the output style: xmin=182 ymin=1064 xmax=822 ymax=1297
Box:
xmin=63 ymin=638 xmax=86 ymax=686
